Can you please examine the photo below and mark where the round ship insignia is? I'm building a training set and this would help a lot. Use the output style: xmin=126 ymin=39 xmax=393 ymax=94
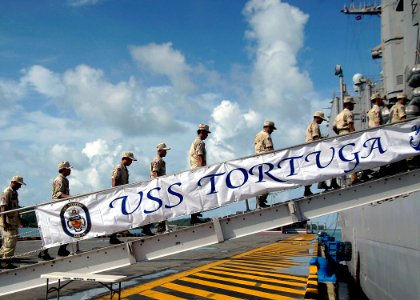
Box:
xmin=60 ymin=202 xmax=91 ymax=238
xmin=409 ymin=125 xmax=420 ymax=151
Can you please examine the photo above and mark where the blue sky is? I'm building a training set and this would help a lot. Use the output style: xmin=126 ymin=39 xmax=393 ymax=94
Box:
xmin=0 ymin=0 xmax=381 ymax=225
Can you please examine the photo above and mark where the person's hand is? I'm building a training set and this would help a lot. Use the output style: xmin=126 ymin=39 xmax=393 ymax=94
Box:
xmin=3 ymin=221 xmax=9 ymax=231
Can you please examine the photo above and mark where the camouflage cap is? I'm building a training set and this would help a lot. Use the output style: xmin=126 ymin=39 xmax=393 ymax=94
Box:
xmin=263 ymin=120 xmax=277 ymax=130
xmin=156 ymin=143 xmax=171 ymax=151
xmin=58 ymin=161 xmax=72 ymax=171
xmin=198 ymin=124 xmax=211 ymax=133
xmin=11 ymin=176 xmax=26 ymax=185
xmin=313 ymin=111 xmax=327 ymax=121
xmin=370 ymin=92 xmax=383 ymax=101
xmin=397 ymin=93 xmax=407 ymax=99
xmin=122 ymin=151 xmax=137 ymax=161
xmin=343 ymin=96 xmax=356 ymax=104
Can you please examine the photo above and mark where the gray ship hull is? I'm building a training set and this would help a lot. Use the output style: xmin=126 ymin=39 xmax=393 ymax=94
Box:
xmin=340 ymin=190 xmax=420 ymax=300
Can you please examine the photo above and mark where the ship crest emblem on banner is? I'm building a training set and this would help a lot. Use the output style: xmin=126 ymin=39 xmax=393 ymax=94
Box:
xmin=60 ymin=202 xmax=92 ymax=238
xmin=409 ymin=125 xmax=420 ymax=151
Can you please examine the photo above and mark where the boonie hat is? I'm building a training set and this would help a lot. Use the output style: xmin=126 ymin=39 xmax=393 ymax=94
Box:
xmin=313 ymin=111 xmax=327 ymax=121
xmin=343 ymin=96 xmax=356 ymax=104
xmin=370 ymin=92 xmax=383 ymax=101
xmin=397 ymin=93 xmax=407 ymax=99
xmin=198 ymin=124 xmax=211 ymax=133
xmin=263 ymin=121 xmax=277 ymax=130
xmin=122 ymin=151 xmax=137 ymax=161
xmin=156 ymin=143 xmax=171 ymax=151
xmin=58 ymin=161 xmax=72 ymax=171
xmin=11 ymin=176 xmax=26 ymax=185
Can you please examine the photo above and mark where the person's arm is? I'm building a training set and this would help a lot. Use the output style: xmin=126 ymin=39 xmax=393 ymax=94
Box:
xmin=58 ymin=192 xmax=70 ymax=199
xmin=53 ymin=180 xmax=70 ymax=199
xmin=332 ymin=123 xmax=339 ymax=134
xmin=265 ymin=135 xmax=274 ymax=151
xmin=1 ymin=205 xmax=8 ymax=230
xmin=196 ymin=155 xmax=205 ymax=167
xmin=347 ymin=111 xmax=355 ymax=132
xmin=399 ymin=106 xmax=407 ymax=120
xmin=112 ymin=166 xmax=120 ymax=187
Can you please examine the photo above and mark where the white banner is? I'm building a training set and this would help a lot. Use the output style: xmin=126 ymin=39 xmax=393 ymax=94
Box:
xmin=36 ymin=119 xmax=420 ymax=248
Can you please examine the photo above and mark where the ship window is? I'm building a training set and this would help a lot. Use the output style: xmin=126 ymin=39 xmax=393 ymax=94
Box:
xmin=396 ymin=75 xmax=403 ymax=85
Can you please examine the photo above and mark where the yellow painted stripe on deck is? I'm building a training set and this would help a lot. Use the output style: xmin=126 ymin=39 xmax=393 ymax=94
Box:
xmin=212 ymin=265 xmax=308 ymax=282
xmin=179 ymin=276 xmax=298 ymax=300
xmin=138 ymin=289 xmax=186 ymax=300
xmin=221 ymin=260 xmax=293 ymax=270
xmin=192 ymin=272 xmax=306 ymax=295
xmin=227 ymin=259 xmax=299 ymax=268
xmin=204 ymin=268 xmax=306 ymax=288
xmin=96 ymin=234 xmax=317 ymax=299
xmin=110 ymin=258 xmax=232 ymax=298
xmin=162 ymin=282 xmax=243 ymax=300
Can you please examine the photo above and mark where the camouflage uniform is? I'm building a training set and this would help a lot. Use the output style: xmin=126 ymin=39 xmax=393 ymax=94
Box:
xmin=254 ymin=122 xmax=275 ymax=207
xmin=150 ymin=155 xmax=166 ymax=177
xmin=254 ymin=131 xmax=274 ymax=154
xmin=150 ymin=143 xmax=170 ymax=233
xmin=189 ymin=138 xmax=207 ymax=169
xmin=334 ymin=103 xmax=357 ymax=185
xmin=110 ymin=162 xmax=129 ymax=240
xmin=112 ymin=163 xmax=129 ymax=186
xmin=40 ymin=163 xmax=73 ymax=260
xmin=0 ymin=186 xmax=20 ymax=259
xmin=189 ymin=124 xmax=211 ymax=224
xmin=368 ymin=104 xmax=382 ymax=128
xmin=390 ymin=97 xmax=408 ymax=172
xmin=334 ymin=108 xmax=354 ymax=135
xmin=52 ymin=174 xmax=70 ymax=200
xmin=305 ymin=116 xmax=328 ymax=194
xmin=390 ymin=102 xmax=406 ymax=123
xmin=305 ymin=122 xmax=321 ymax=142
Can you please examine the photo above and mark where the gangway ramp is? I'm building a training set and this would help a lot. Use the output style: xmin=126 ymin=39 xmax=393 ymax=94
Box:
xmin=1 ymin=168 xmax=419 ymax=296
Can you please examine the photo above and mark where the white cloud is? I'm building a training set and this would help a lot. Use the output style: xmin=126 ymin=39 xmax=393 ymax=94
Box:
xmin=0 ymin=79 xmax=26 ymax=106
xmin=18 ymin=64 xmax=187 ymax=136
xmin=21 ymin=65 xmax=65 ymax=98
xmin=243 ymin=0 xmax=313 ymax=124
xmin=208 ymin=100 xmax=261 ymax=162
xmin=130 ymin=43 xmax=195 ymax=94
xmin=82 ymin=139 xmax=110 ymax=160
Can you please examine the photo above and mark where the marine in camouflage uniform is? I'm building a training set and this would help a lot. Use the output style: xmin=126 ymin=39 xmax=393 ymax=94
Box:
xmin=390 ymin=93 xmax=409 ymax=173
xmin=39 ymin=161 xmax=73 ymax=260
xmin=189 ymin=124 xmax=211 ymax=224
xmin=368 ymin=93 xmax=383 ymax=128
xmin=151 ymin=143 xmax=171 ymax=233
xmin=254 ymin=121 xmax=276 ymax=208
xmin=333 ymin=96 xmax=356 ymax=136
xmin=304 ymin=112 xmax=328 ymax=197
xmin=367 ymin=93 xmax=392 ymax=178
xmin=333 ymin=96 xmax=357 ymax=186
xmin=0 ymin=176 xmax=25 ymax=269
xmin=110 ymin=151 xmax=137 ymax=243
xmin=390 ymin=93 xmax=407 ymax=123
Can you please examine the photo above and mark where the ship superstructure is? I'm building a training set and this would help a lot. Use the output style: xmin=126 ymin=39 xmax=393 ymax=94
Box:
xmin=338 ymin=1 xmax=420 ymax=299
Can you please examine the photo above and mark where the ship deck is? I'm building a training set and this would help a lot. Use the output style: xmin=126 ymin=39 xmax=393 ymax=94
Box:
xmin=3 ymin=233 xmax=319 ymax=300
